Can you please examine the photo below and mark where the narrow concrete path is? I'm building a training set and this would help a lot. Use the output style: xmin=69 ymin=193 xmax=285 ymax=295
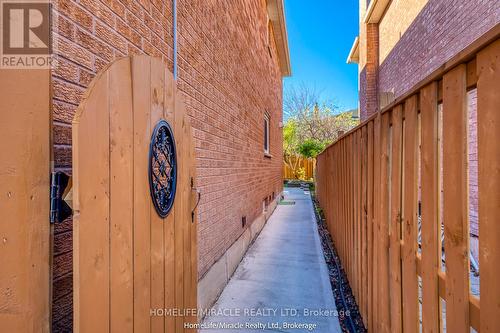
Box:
xmin=201 ymin=188 xmax=342 ymax=333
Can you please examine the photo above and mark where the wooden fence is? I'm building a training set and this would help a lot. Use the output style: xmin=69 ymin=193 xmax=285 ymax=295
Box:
xmin=283 ymin=156 xmax=315 ymax=180
xmin=316 ymin=33 xmax=499 ymax=332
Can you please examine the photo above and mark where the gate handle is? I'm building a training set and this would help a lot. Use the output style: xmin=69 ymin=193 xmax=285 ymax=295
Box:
xmin=191 ymin=187 xmax=201 ymax=223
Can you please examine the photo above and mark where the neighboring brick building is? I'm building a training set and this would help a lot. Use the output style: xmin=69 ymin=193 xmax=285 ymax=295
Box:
xmin=347 ymin=0 xmax=500 ymax=239
xmin=50 ymin=0 xmax=290 ymax=330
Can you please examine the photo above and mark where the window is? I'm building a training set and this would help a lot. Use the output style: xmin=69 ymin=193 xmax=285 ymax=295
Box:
xmin=264 ymin=113 xmax=270 ymax=155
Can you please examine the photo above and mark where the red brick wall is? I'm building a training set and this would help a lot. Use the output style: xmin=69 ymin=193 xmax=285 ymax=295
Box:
xmin=359 ymin=23 xmax=379 ymax=120
xmin=357 ymin=0 xmax=498 ymax=241
xmin=51 ymin=0 xmax=283 ymax=330
xmin=377 ymin=0 xmax=500 ymax=98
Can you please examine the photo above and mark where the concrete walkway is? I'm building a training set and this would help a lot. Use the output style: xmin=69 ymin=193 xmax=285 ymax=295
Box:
xmin=201 ymin=188 xmax=342 ymax=333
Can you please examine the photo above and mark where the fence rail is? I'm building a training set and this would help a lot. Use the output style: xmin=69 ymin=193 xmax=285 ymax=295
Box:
xmin=316 ymin=32 xmax=499 ymax=332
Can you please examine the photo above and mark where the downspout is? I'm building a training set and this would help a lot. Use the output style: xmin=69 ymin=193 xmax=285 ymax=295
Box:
xmin=173 ymin=0 xmax=178 ymax=79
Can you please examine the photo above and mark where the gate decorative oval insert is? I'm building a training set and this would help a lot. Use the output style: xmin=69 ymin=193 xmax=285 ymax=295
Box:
xmin=149 ymin=119 xmax=177 ymax=218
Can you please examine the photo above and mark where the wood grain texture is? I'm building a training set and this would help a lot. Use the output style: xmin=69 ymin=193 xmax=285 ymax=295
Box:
xmin=73 ymin=56 xmax=197 ymax=333
xmin=361 ymin=125 xmax=368 ymax=326
xmin=109 ymin=57 xmax=134 ymax=333
xmin=401 ymin=95 xmax=419 ymax=333
xmin=389 ymin=106 xmax=403 ymax=333
xmin=73 ymin=68 xmax=110 ymax=333
xmin=372 ymin=115 xmax=381 ymax=332
xmin=367 ymin=121 xmax=374 ymax=332
xmin=131 ymin=56 xmax=152 ymax=333
xmin=477 ymin=39 xmax=500 ymax=333
xmin=442 ymin=64 xmax=470 ymax=333
xmin=378 ymin=112 xmax=391 ymax=333
xmin=149 ymin=57 xmax=166 ymax=333
xmin=314 ymin=37 xmax=499 ymax=333
xmin=0 ymin=69 xmax=50 ymax=332
xmin=420 ymin=82 xmax=441 ymax=333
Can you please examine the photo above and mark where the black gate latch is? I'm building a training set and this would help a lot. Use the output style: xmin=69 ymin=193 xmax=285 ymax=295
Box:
xmin=50 ymin=171 xmax=73 ymax=224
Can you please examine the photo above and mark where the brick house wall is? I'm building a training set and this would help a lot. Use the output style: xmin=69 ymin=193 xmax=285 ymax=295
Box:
xmin=359 ymin=23 xmax=378 ymax=120
xmin=377 ymin=0 xmax=500 ymax=101
xmin=50 ymin=0 xmax=286 ymax=330
xmin=353 ymin=0 xmax=499 ymax=243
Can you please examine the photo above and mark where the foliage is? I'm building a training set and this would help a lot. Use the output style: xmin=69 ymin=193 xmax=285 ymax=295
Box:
xmin=296 ymin=167 xmax=306 ymax=181
xmin=283 ymin=120 xmax=302 ymax=179
xmin=283 ymin=119 xmax=299 ymax=159
xmin=298 ymin=139 xmax=325 ymax=159
xmin=282 ymin=84 xmax=359 ymax=179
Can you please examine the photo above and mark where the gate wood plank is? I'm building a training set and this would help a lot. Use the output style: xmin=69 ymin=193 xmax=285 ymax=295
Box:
xmin=150 ymin=58 xmax=166 ymax=333
xmin=162 ymin=64 xmax=177 ymax=333
xmin=0 ymin=69 xmax=50 ymax=332
xmin=178 ymin=97 xmax=197 ymax=309
xmin=132 ymin=56 xmax=152 ymax=333
xmin=442 ymin=64 xmax=470 ymax=333
xmin=73 ymin=70 xmax=111 ymax=332
xmin=186 ymin=109 xmax=198 ymax=332
xmin=109 ymin=57 xmax=134 ymax=333
xmin=166 ymin=70 xmax=185 ymax=333
xmin=420 ymin=82 xmax=441 ymax=333
xmin=175 ymin=92 xmax=191 ymax=333
xmin=390 ymin=106 xmax=403 ymax=333
xmin=402 ymin=95 xmax=419 ymax=333
xmin=367 ymin=121 xmax=374 ymax=332
xmin=477 ymin=40 xmax=500 ymax=333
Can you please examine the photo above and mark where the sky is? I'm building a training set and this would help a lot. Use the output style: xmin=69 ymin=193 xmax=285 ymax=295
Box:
xmin=283 ymin=1 xmax=359 ymax=112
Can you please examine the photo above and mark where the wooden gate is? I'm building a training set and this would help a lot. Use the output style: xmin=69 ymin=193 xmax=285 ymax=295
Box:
xmin=73 ymin=56 xmax=197 ymax=332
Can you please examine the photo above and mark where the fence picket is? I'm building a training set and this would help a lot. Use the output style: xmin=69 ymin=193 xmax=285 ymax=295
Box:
xmin=420 ymin=82 xmax=441 ymax=333
xmin=315 ymin=37 xmax=497 ymax=333
xmin=390 ymin=106 xmax=404 ymax=333
xmin=402 ymin=95 xmax=419 ymax=333
xmin=442 ymin=64 xmax=470 ymax=333
xmin=477 ymin=39 xmax=500 ymax=333
xmin=378 ymin=113 xmax=391 ymax=332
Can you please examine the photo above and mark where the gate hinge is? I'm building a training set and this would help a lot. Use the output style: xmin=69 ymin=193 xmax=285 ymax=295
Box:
xmin=191 ymin=177 xmax=200 ymax=223
xmin=50 ymin=171 xmax=73 ymax=224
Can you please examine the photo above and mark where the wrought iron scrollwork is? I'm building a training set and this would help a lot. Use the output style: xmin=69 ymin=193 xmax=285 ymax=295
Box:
xmin=149 ymin=119 xmax=177 ymax=218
